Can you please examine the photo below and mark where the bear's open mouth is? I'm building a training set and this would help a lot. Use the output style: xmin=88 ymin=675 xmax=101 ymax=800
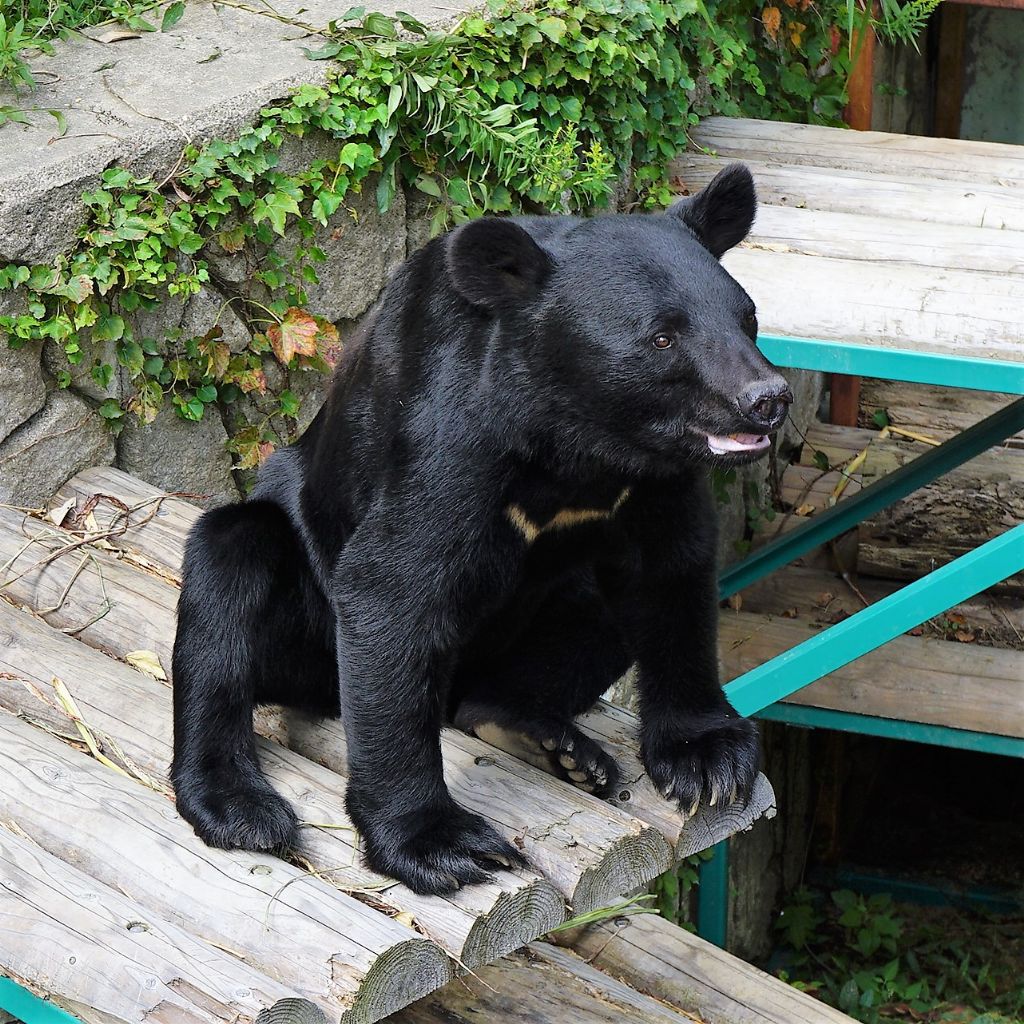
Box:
xmin=706 ymin=433 xmax=770 ymax=455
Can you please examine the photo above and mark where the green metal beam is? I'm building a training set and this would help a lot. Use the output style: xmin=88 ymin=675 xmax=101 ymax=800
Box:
xmin=758 ymin=703 xmax=1024 ymax=758
xmin=757 ymin=335 xmax=1024 ymax=395
xmin=720 ymin=395 xmax=1024 ymax=598
xmin=696 ymin=840 xmax=730 ymax=947
xmin=0 ymin=979 xmax=82 ymax=1024
xmin=725 ymin=522 xmax=1024 ymax=716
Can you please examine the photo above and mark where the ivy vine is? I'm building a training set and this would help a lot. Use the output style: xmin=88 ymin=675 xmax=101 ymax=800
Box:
xmin=0 ymin=0 xmax=854 ymax=473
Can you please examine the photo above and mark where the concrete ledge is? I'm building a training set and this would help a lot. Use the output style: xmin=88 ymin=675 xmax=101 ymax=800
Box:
xmin=0 ymin=0 xmax=467 ymax=264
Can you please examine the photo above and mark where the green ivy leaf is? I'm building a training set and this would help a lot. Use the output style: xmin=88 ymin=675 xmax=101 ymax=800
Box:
xmin=537 ymin=17 xmax=567 ymax=43
xmin=196 ymin=383 xmax=218 ymax=403
xmin=161 ymin=1 xmax=185 ymax=31
xmin=93 ymin=313 xmax=126 ymax=342
xmin=98 ymin=398 xmax=124 ymax=420
xmin=279 ymin=389 xmax=300 ymax=417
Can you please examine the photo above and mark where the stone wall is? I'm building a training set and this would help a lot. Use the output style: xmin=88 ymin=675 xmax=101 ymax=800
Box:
xmin=0 ymin=176 xmax=419 ymax=509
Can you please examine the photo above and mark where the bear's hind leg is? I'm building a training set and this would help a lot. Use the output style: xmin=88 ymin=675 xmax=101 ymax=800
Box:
xmin=171 ymin=501 xmax=336 ymax=852
xmin=452 ymin=577 xmax=631 ymax=796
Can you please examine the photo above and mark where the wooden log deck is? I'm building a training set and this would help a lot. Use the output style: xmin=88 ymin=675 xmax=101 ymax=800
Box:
xmin=0 ymin=467 xmax=778 ymax=1024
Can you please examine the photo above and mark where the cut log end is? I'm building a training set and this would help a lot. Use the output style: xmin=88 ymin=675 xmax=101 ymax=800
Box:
xmin=571 ymin=827 xmax=672 ymax=916
xmin=457 ymin=878 xmax=567 ymax=968
xmin=341 ymin=939 xmax=452 ymax=1024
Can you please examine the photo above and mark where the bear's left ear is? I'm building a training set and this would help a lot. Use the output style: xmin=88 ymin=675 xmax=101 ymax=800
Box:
xmin=446 ymin=217 xmax=554 ymax=312
xmin=668 ymin=163 xmax=756 ymax=258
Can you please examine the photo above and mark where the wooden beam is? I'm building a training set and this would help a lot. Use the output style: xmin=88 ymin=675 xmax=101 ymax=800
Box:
xmin=390 ymin=943 xmax=697 ymax=1024
xmin=747 ymin=205 xmax=1024 ymax=275
xmin=565 ymin=913 xmax=854 ymax=1024
xmin=0 ymin=712 xmax=453 ymax=1024
xmin=735 ymin=563 xmax=1024 ymax=651
xmin=687 ymin=115 xmax=1024 ymax=184
xmin=0 ymin=827 xmax=305 ymax=1024
xmin=844 ymin=13 xmax=876 ymax=131
xmin=719 ymin=608 xmax=1024 ymax=739
xmin=0 ymin=601 xmax=566 ymax=968
xmin=673 ymin=155 xmax=1024 ymax=229
xmin=933 ymin=3 xmax=968 ymax=140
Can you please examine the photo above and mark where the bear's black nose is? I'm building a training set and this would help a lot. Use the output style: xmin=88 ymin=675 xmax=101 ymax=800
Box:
xmin=738 ymin=380 xmax=793 ymax=431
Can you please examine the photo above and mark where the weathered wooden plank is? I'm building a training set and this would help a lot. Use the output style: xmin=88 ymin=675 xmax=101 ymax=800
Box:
xmin=387 ymin=943 xmax=694 ymax=1023
xmin=733 ymin=564 xmax=1024 ymax=652
xmin=0 ymin=827 xmax=305 ymax=1024
xmin=565 ymin=913 xmax=854 ymax=1024
xmin=788 ymin=422 xmax=1024 ymax=592
xmin=0 ymin=712 xmax=453 ymax=1024
xmin=53 ymin=464 xmax=203 ymax=573
xmin=720 ymin=248 xmax=1024 ymax=363
xmin=719 ymin=609 xmax=1024 ymax=738
xmin=745 ymin=205 xmax=1024 ymax=275
xmin=0 ymin=507 xmax=672 ymax=919
xmin=858 ymin=439 xmax=1024 ymax=593
xmin=859 ymin=380 xmax=1024 ymax=447
xmin=673 ymin=156 xmax=1024 ymax=230
xmin=689 ymin=116 xmax=1024 ymax=185
xmin=0 ymin=602 xmax=566 ymax=969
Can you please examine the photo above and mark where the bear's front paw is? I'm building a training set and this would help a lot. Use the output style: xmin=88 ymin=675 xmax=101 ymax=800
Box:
xmin=351 ymin=799 xmax=527 ymax=895
xmin=173 ymin=771 xmax=299 ymax=852
xmin=641 ymin=713 xmax=759 ymax=816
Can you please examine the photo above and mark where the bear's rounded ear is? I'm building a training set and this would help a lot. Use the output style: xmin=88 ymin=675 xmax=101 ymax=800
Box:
xmin=446 ymin=217 xmax=554 ymax=312
xmin=668 ymin=163 xmax=756 ymax=258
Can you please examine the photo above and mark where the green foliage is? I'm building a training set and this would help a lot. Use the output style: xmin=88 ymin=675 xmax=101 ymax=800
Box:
xmin=651 ymin=849 xmax=713 ymax=927
xmin=0 ymin=0 xmax=867 ymax=470
xmin=776 ymin=887 xmax=1024 ymax=1023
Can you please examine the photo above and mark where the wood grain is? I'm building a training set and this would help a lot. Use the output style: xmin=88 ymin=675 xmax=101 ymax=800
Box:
xmin=0 ymin=712 xmax=452 ymax=1024
xmin=387 ymin=943 xmax=696 ymax=1024
xmin=689 ymin=116 xmax=1024 ymax=185
xmin=673 ymin=156 xmax=1024 ymax=230
xmin=566 ymin=913 xmax=854 ymax=1024
xmin=719 ymin=609 xmax=1024 ymax=738
xmin=0 ymin=601 xmax=565 ymax=968
xmin=0 ymin=827 xmax=303 ymax=1024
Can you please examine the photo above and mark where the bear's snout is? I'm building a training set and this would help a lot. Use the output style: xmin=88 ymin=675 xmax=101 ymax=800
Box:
xmin=737 ymin=380 xmax=793 ymax=432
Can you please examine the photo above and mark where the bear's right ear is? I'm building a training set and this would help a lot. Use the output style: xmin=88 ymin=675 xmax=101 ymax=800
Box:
xmin=667 ymin=163 xmax=756 ymax=258
xmin=446 ymin=218 xmax=553 ymax=312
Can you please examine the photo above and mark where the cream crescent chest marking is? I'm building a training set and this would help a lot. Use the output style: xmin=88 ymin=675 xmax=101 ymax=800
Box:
xmin=504 ymin=487 xmax=632 ymax=544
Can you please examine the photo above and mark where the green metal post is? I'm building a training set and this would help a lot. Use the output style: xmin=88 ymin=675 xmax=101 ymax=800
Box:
xmin=726 ymin=523 xmax=1024 ymax=716
xmin=0 ymin=979 xmax=82 ymax=1024
xmin=720 ymin=395 xmax=1024 ymax=598
xmin=696 ymin=840 xmax=730 ymax=947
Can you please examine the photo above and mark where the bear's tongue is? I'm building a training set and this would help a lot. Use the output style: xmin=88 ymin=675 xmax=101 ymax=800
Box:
xmin=706 ymin=433 xmax=770 ymax=455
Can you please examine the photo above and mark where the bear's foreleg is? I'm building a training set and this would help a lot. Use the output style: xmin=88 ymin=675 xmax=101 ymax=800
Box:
xmin=612 ymin=480 xmax=760 ymax=816
xmin=332 ymin=511 xmax=527 ymax=895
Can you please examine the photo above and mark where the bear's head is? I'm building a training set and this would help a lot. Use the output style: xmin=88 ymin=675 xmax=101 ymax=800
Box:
xmin=445 ymin=163 xmax=792 ymax=473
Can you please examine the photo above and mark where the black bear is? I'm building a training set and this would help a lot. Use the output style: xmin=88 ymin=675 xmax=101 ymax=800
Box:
xmin=171 ymin=163 xmax=792 ymax=895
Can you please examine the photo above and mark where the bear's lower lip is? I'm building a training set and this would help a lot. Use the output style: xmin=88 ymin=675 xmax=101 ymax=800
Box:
xmin=706 ymin=433 xmax=770 ymax=455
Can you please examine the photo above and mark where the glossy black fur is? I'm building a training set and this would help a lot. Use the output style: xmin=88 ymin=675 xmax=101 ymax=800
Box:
xmin=171 ymin=164 xmax=792 ymax=895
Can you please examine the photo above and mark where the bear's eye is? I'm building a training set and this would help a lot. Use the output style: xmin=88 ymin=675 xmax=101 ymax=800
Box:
xmin=742 ymin=311 xmax=758 ymax=336
xmin=651 ymin=333 xmax=673 ymax=350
